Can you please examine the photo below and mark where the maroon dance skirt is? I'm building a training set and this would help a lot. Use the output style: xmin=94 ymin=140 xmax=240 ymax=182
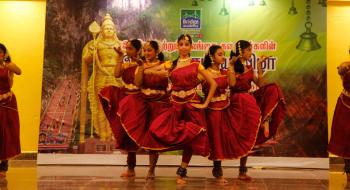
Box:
xmin=254 ymin=83 xmax=286 ymax=145
xmin=0 ymin=94 xmax=21 ymax=160
xmin=117 ymin=93 xmax=172 ymax=150
xmin=207 ymin=93 xmax=260 ymax=160
xmin=99 ymin=86 xmax=138 ymax=151
xmin=328 ymin=92 xmax=350 ymax=158
xmin=148 ymin=95 xmax=210 ymax=156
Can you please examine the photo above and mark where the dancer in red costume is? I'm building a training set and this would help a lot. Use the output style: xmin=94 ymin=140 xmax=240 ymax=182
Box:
xmin=117 ymin=40 xmax=171 ymax=180
xmin=328 ymin=61 xmax=350 ymax=182
xmin=0 ymin=43 xmax=22 ymax=178
xmin=148 ymin=34 xmax=217 ymax=184
xmin=99 ymin=39 xmax=142 ymax=178
xmin=201 ymin=45 xmax=260 ymax=183
xmin=230 ymin=40 xmax=285 ymax=180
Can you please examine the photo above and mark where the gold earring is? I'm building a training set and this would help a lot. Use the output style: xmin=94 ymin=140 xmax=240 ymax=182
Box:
xmin=209 ymin=55 xmax=213 ymax=63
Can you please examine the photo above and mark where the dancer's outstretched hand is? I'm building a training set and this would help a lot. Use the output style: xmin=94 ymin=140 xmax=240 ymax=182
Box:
xmin=229 ymin=55 xmax=240 ymax=66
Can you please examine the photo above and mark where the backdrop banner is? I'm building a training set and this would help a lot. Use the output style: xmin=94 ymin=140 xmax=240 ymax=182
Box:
xmin=38 ymin=0 xmax=327 ymax=158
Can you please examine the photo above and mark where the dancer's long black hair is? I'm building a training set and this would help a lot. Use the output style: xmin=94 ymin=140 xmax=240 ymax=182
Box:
xmin=202 ymin=45 xmax=222 ymax=69
xmin=143 ymin=40 xmax=165 ymax=62
xmin=229 ymin=40 xmax=251 ymax=74
xmin=0 ymin=43 xmax=11 ymax=63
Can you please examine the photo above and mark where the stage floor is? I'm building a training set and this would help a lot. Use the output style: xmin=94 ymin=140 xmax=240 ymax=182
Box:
xmin=0 ymin=160 xmax=347 ymax=190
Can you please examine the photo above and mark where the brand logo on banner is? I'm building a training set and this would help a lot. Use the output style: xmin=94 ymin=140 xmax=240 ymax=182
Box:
xmin=180 ymin=9 xmax=201 ymax=29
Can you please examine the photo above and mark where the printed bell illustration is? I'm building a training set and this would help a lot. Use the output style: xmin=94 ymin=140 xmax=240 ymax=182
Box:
xmin=219 ymin=0 xmax=229 ymax=16
xmin=259 ymin=0 xmax=267 ymax=6
xmin=288 ymin=0 xmax=297 ymax=15
xmin=296 ymin=0 xmax=321 ymax=51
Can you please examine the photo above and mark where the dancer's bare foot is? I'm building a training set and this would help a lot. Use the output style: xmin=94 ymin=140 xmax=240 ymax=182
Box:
xmin=247 ymin=150 xmax=256 ymax=154
xmin=238 ymin=173 xmax=252 ymax=181
xmin=120 ymin=169 xmax=135 ymax=177
xmin=145 ymin=170 xmax=155 ymax=180
xmin=255 ymin=138 xmax=278 ymax=149
xmin=264 ymin=138 xmax=278 ymax=145
xmin=216 ymin=176 xmax=228 ymax=184
xmin=262 ymin=121 xmax=270 ymax=138
xmin=176 ymin=176 xmax=186 ymax=184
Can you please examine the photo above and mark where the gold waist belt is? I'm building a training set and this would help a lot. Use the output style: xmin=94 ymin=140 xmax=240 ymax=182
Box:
xmin=171 ymin=88 xmax=195 ymax=98
xmin=124 ymin=83 xmax=139 ymax=91
xmin=141 ymin=88 xmax=166 ymax=96
xmin=210 ymin=93 xmax=228 ymax=102
xmin=0 ymin=91 xmax=12 ymax=101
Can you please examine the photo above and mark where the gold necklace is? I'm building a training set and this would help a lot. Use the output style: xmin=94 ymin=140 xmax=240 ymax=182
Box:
xmin=178 ymin=57 xmax=191 ymax=63
xmin=208 ymin=67 xmax=221 ymax=75
xmin=177 ymin=58 xmax=191 ymax=67
xmin=145 ymin=60 xmax=160 ymax=68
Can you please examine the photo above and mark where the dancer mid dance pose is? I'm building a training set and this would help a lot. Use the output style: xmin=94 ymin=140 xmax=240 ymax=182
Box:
xmin=328 ymin=61 xmax=350 ymax=182
xmin=99 ymin=39 xmax=142 ymax=178
xmin=202 ymin=45 xmax=260 ymax=183
xmin=148 ymin=34 xmax=217 ymax=184
xmin=230 ymin=40 xmax=285 ymax=180
xmin=117 ymin=40 xmax=170 ymax=180
xmin=0 ymin=43 xmax=22 ymax=178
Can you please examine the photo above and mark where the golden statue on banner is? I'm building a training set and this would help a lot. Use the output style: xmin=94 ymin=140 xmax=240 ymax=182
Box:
xmin=81 ymin=14 xmax=123 ymax=143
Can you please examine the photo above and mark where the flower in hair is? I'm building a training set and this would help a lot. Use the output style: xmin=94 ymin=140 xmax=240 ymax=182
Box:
xmin=238 ymin=41 xmax=242 ymax=55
